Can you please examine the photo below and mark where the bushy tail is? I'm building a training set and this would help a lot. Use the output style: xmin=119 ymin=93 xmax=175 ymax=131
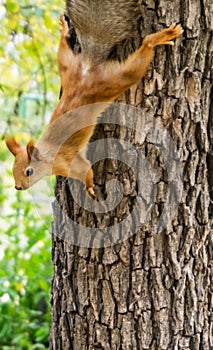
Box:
xmin=66 ymin=0 xmax=140 ymax=63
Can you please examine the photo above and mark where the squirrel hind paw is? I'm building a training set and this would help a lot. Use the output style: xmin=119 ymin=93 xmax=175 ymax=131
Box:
xmin=59 ymin=13 xmax=69 ymax=35
xmin=156 ymin=23 xmax=183 ymax=47
xmin=167 ymin=23 xmax=184 ymax=38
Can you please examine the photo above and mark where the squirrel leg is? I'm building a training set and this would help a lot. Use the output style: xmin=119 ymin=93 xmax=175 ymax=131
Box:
xmin=69 ymin=151 xmax=95 ymax=197
xmin=123 ymin=23 xmax=183 ymax=83
xmin=126 ymin=23 xmax=183 ymax=78
xmin=57 ymin=14 xmax=75 ymax=83
xmin=59 ymin=13 xmax=70 ymax=38
xmin=126 ymin=23 xmax=183 ymax=82
xmin=101 ymin=24 xmax=183 ymax=99
xmin=85 ymin=168 xmax=95 ymax=197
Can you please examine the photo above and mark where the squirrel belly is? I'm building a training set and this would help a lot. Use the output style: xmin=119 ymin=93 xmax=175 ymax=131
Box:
xmin=6 ymin=7 xmax=183 ymax=196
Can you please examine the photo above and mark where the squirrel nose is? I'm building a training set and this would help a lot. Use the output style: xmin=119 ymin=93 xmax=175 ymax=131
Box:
xmin=15 ymin=186 xmax=23 ymax=190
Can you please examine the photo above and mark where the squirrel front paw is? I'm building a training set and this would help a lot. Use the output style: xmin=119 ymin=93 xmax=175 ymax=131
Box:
xmin=59 ymin=14 xmax=70 ymax=37
xmin=87 ymin=186 xmax=96 ymax=198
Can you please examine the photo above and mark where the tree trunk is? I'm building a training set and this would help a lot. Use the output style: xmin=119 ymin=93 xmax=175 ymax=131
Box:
xmin=50 ymin=1 xmax=213 ymax=349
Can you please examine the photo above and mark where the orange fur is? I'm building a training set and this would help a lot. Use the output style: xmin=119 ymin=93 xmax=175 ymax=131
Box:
xmin=6 ymin=15 xmax=183 ymax=196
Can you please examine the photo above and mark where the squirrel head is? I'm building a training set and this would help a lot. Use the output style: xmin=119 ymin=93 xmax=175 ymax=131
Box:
xmin=5 ymin=137 xmax=51 ymax=190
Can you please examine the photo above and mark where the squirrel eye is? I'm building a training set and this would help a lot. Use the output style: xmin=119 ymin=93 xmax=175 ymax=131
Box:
xmin=26 ymin=168 xmax=34 ymax=177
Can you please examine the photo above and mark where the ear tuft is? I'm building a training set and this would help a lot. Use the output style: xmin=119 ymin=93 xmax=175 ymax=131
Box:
xmin=26 ymin=140 xmax=34 ymax=160
xmin=5 ymin=136 xmax=23 ymax=156
xmin=26 ymin=140 xmax=41 ymax=161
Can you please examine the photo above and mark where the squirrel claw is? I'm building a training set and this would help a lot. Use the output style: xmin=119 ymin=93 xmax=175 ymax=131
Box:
xmin=87 ymin=186 xmax=96 ymax=198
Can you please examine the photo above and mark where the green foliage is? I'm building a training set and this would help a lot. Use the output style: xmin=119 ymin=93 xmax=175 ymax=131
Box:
xmin=0 ymin=0 xmax=64 ymax=135
xmin=0 ymin=151 xmax=53 ymax=349
xmin=0 ymin=0 xmax=64 ymax=348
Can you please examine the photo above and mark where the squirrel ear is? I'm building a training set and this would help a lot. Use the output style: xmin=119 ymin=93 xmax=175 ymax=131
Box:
xmin=5 ymin=137 xmax=23 ymax=156
xmin=26 ymin=140 xmax=41 ymax=161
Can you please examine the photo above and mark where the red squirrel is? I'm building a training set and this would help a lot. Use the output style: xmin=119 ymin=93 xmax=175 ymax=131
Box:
xmin=6 ymin=13 xmax=183 ymax=196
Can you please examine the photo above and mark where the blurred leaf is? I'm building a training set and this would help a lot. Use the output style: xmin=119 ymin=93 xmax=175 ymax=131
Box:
xmin=0 ymin=0 xmax=63 ymax=348
xmin=35 ymin=7 xmax=44 ymax=18
xmin=6 ymin=1 xmax=20 ymax=12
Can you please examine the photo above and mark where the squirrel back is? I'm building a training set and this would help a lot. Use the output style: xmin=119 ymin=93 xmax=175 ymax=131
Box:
xmin=66 ymin=0 xmax=140 ymax=63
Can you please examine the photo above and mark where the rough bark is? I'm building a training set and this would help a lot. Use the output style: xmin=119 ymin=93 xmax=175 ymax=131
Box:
xmin=50 ymin=1 xmax=213 ymax=349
